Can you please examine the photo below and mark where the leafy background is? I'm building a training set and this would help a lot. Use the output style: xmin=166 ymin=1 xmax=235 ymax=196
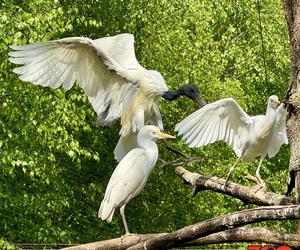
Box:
xmin=0 ymin=0 xmax=292 ymax=248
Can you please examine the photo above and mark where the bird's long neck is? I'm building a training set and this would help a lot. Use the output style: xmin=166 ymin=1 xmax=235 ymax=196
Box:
xmin=137 ymin=138 xmax=159 ymax=170
xmin=162 ymin=89 xmax=182 ymax=101
xmin=258 ymin=103 xmax=277 ymax=140
xmin=265 ymin=104 xmax=277 ymax=120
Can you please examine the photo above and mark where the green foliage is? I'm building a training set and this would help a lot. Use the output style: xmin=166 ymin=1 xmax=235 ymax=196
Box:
xmin=0 ymin=0 xmax=292 ymax=247
xmin=0 ymin=239 xmax=19 ymax=250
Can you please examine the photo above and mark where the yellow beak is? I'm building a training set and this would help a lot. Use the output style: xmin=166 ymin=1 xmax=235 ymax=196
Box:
xmin=275 ymin=99 xmax=280 ymax=105
xmin=154 ymin=131 xmax=176 ymax=139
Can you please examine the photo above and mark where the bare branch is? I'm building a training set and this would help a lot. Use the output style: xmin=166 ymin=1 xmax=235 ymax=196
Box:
xmin=176 ymin=166 xmax=295 ymax=206
xmin=186 ymin=227 xmax=300 ymax=249
xmin=163 ymin=139 xmax=189 ymax=158
xmin=158 ymin=157 xmax=205 ymax=168
xmin=127 ymin=205 xmax=300 ymax=250
xmin=61 ymin=227 xmax=300 ymax=250
xmin=62 ymin=234 xmax=166 ymax=250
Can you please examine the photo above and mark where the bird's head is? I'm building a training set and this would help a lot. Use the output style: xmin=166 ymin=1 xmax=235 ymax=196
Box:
xmin=178 ymin=83 xmax=206 ymax=107
xmin=268 ymin=95 xmax=280 ymax=109
xmin=138 ymin=125 xmax=175 ymax=142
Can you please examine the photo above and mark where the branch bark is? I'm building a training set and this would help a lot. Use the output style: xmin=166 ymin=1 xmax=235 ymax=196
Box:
xmin=284 ymin=0 xmax=300 ymax=233
xmin=186 ymin=227 xmax=300 ymax=249
xmin=61 ymin=227 xmax=300 ymax=250
xmin=127 ymin=205 xmax=300 ymax=250
xmin=175 ymin=166 xmax=295 ymax=206
xmin=62 ymin=234 xmax=166 ymax=250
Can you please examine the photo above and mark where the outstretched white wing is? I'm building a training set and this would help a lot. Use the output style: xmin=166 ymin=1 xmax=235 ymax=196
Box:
xmin=10 ymin=34 xmax=168 ymax=158
xmin=9 ymin=35 xmax=144 ymax=125
xmin=267 ymin=103 xmax=288 ymax=157
xmin=93 ymin=33 xmax=144 ymax=71
xmin=175 ymin=98 xmax=252 ymax=157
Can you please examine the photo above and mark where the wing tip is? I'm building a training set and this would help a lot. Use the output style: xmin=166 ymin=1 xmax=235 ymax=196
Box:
xmin=9 ymin=45 xmax=21 ymax=50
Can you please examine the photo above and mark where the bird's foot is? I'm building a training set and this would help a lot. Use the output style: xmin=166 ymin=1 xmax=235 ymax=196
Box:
xmin=221 ymin=180 xmax=229 ymax=191
xmin=245 ymin=175 xmax=266 ymax=192
xmin=256 ymin=176 xmax=266 ymax=191
xmin=120 ymin=233 xmax=140 ymax=244
xmin=121 ymin=233 xmax=138 ymax=239
xmin=122 ymin=232 xmax=136 ymax=236
xmin=253 ymin=184 xmax=263 ymax=193
xmin=245 ymin=174 xmax=263 ymax=186
xmin=258 ymin=180 xmax=266 ymax=190
xmin=253 ymin=181 xmax=266 ymax=193
xmin=221 ymin=171 xmax=233 ymax=191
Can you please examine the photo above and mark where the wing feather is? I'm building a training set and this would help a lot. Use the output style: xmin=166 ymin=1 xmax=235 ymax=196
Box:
xmin=195 ymin=118 xmax=213 ymax=146
xmin=9 ymin=36 xmax=138 ymax=125
xmin=175 ymin=98 xmax=252 ymax=157
xmin=93 ymin=33 xmax=144 ymax=71
xmin=10 ymin=34 xmax=167 ymax=156
xmin=182 ymin=114 xmax=204 ymax=142
xmin=185 ymin=119 xmax=204 ymax=145
xmin=212 ymin=116 xmax=220 ymax=143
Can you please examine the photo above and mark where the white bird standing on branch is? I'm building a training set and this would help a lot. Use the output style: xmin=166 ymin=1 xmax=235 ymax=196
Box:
xmin=175 ymin=95 xmax=288 ymax=188
xmin=9 ymin=33 xmax=204 ymax=162
xmin=98 ymin=125 xmax=175 ymax=235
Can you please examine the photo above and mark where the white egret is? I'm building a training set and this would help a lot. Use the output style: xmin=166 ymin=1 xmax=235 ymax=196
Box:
xmin=9 ymin=34 xmax=204 ymax=162
xmin=98 ymin=125 xmax=175 ymax=235
xmin=175 ymin=95 xmax=288 ymax=187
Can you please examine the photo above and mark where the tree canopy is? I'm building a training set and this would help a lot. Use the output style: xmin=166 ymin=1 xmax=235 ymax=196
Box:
xmin=0 ymin=0 xmax=292 ymax=248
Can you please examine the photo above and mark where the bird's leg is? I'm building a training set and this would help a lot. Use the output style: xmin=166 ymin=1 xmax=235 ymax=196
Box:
xmin=120 ymin=205 xmax=130 ymax=235
xmin=163 ymin=139 xmax=189 ymax=159
xmin=223 ymin=156 xmax=241 ymax=189
xmin=255 ymin=157 xmax=266 ymax=190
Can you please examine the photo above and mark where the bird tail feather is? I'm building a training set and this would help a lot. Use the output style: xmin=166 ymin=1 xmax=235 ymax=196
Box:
xmin=98 ymin=200 xmax=115 ymax=222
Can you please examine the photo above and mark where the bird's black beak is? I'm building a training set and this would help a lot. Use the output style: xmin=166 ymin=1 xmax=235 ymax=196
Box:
xmin=195 ymin=95 xmax=207 ymax=107
xmin=185 ymin=83 xmax=207 ymax=107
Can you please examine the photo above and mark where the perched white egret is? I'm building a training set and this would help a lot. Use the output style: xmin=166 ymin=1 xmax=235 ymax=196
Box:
xmin=175 ymin=95 xmax=288 ymax=187
xmin=98 ymin=125 xmax=174 ymax=235
xmin=9 ymin=34 xmax=204 ymax=162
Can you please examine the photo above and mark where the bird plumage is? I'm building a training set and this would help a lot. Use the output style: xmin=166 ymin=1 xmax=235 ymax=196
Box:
xmin=99 ymin=148 xmax=149 ymax=222
xmin=175 ymin=95 xmax=288 ymax=186
xmin=9 ymin=34 xmax=202 ymax=162
xmin=176 ymin=98 xmax=251 ymax=157
xmin=98 ymin=125 xmax=174 ymax=234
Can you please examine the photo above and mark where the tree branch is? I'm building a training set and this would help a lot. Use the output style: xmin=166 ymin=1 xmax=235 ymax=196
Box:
xmin=127 ymin=205 xmax=300 ymax=250
xmin=62 ymin=234 xmax=166 ymax=250
xmin=61 ymin=227 xmax=300 ymax=250
xmin=185 ymin=227 xmax=300 ymax=249
xmin=175 ymin=166 xmax=295 ymax=206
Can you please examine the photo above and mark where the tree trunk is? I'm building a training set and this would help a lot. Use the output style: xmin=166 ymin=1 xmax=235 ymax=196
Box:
xmin=284 ymin=0 xmax=300 ymax=234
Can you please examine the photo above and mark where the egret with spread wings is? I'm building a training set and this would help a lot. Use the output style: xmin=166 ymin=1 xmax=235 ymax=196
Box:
xmin=9 ymin=34 xmax=204 ymax=162
xmin=98 ymin=125 xmax=175 ymax=235
xmin=175 ymin=95 xmax=288 ymax=188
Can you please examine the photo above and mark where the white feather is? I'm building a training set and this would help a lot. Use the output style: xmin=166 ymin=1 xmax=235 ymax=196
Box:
xmin=9 ymin=34 xmax=169 ymax=161
xmin=98 ymin=125 xmax=168 ymax=234
xmin=176 ymin=97 xmax=288 ymax=163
